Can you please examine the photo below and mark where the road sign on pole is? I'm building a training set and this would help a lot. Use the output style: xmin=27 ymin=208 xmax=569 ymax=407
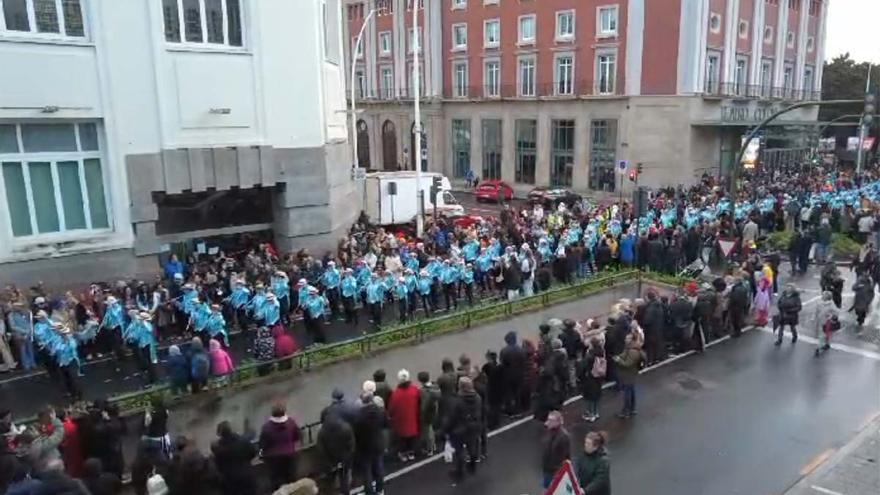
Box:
xmin=544 ymin=460 xmax=583 ymax=495
xmin=617 ymin=159 xmax=629 ymax=174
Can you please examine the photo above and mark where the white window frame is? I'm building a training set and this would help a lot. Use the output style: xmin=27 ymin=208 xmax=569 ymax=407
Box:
xmin=786 ymin=30 xmax=795 ymax=48
xmin=734 ymin=55 xmax=748 ymax=95
xmin=806 ymin=36 xmax=814 ymax=52
xmin=0 ymin=122 xmax=112 ymax=241
xmin=518 ymin=55 xmax=536 ymax=97
xmin=738 ymin=19 xmax=749 ymax=39
xmin=517 ymin=14 xmax=535 ymax=45
xmin=783 ymin=63 xmax=794 ymax=97
xmin=595 ymin=50 xmax=617 ymax=95
xmin=452 ymin=22 xmax=467 ymax=50
xmin=355 ymin=67 xmax=366 ymax=98
xmin=483 ymin=0 xmax=498 ymax=5
xmin=705 ymin=51 xmax=720 ymax=93
xmin=408 ymin=26 xmax=422 ymax=53
xmin=554 ymin=53 xmax=574 ymax=96
xmin=452 ymin=60 xmax=468 ymax=98
xmin=378 ymin=30 xmax=392 ymax=56
xmin=484 ymin=58 xmax=500 ymax=97
xmin=760 ymin=58 xmax=773 ymax=96
xmin=380 ymin=65 xmax=394 ymax=98
xmin=0 ymin=0 xmax=89 ymax=41
xmin=483 ymin=18 xmax=500 ymax=48
xmin=596 ymin=5 xmax=618 ymax=38
xmin=763 ymin=25 xmax=773 ymax=44
xmin=555 ymin=10 xmax=575 ymax=41
xmin=803 ymin=65 xmax=815 ymax=94
xmin=709 ymin=12 xmax=722 ymax=34
xmin=161 ymin=0 xmax=245 ymax=49
xmin=451 ymin=0 xmax=467 ymax=9
xmin=352 ymin=37 xmax=363 ymax=59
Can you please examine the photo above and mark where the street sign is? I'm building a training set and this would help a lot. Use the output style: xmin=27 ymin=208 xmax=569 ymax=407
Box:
xmin=617 ymin=159 xmax=629 ymax=174
xmin=718 ymin=239 xmax=736 ymax=257
xmin=544 ymin=460 xmax=583 ymax=495
xmin=352 ymin=167 xmax=367 ymax=180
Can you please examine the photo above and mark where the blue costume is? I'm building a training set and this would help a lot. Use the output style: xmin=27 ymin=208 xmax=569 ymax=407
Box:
xmin=322 ymin=267 xmax=341 ymax=290
xmin=101 ymin=301 xmax=124 ymax=330
xmin=271 ymin=275 xmax=290 ymax=302
xmin=257 ymin=298 xmax=281 ymax=326
xmin=305 ymin=294 xmax=328 ymax=319
xmin=366 ymin=280 xmax=386 ymax=305
xmin=247 ymin=289 xmax=268 ymax=317
xmin=226 ymin=284 xmax=251 ymax=309
xmin=181 ymin=288 xmax=199 ymax=315
xmin=190 ymin=302 xmax=211 ymax=332
xmin=205 ymin=311 xmax=230 ymax=346
xmin=341 ymin=274 xmax=358 ymax=298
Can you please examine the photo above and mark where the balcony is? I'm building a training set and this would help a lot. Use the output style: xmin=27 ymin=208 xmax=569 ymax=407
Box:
xmin=703 ymin=82 xmax=821 ymax=101
xmin=440 ymin=78 xmax=627 ymax=101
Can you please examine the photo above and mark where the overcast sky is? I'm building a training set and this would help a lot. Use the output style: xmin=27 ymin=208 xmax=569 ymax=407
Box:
xmin=825 ymin=0 xmax=880 ymax=63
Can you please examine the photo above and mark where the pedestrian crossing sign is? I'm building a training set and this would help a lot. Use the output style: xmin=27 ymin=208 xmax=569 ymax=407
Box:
xmin=545 ymin=460 xmax=583 ymax=495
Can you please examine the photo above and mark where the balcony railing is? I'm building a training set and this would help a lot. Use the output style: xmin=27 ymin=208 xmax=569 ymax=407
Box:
xmin=441 ymin=78 xmax=627 ymax=100
xmin=704 ymin=82 xmax=821 ymax=101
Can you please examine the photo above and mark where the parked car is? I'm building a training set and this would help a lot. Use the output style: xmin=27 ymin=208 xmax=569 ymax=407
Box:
xmin=526 ymin=187 xmax=582 ymax=208
xmin=475 ymin=180 xmax=514 ymax=203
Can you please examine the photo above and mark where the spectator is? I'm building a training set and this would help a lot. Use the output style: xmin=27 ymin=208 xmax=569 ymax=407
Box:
xmin=575 ymin=431 xmax=611 ymax=495
xmin=166 ymin=345 xmax=190 ymax=395
xmin=613 ymin=332 xmax=645 ymax=419
xmin=499 ymin=331 xmax=526 ymax=416
xmin=26 ymin=408 xmax=65 ymax=473
xmin=33 ymin=458 xmax=90 ymax=494
xmin=60 ymin=408 xmax=84 ymax=478
xmin=273 ymin=327 xmax=298 ymax=370
xmin=372 ymin=369 xmax=393 ymax=407
xmin=577 ymin=337 xmax=606 ymax=422
xmin=387 ymin=369 xmax=421 ymax=462
xmin=320 ymin=389 xmax=359 ymax=426
xmin=253 ymin=326 xmax=276 ymax=376
xmin=163 ymin=254 xmax=185 ymax=281
xmin=540 ymin=410 xmax=571 ymax=489
xmin=775 ymin=284 xmax=802 ymax=345
xmin=173 ymin=449 xmax=223 ymax=495
xmin=417 ymin=371 xmax=441 ymax=456
xmin=316 ymin=412 xmax=355 ymax=495
xmin=353 ymin=392 xmax=386 ymax=495
xmin=481 ymin=351 xmax=504 ymax=430
xmin=208 ymin=338 xmax=235 ymax=381
xmin=259 ymin=403 xmax=301 ymax=491
xmin=211 ymin=421 xmax=257 ymax=495
xmin=444 ymin=376 xmax=483 ymax=486
xmin=188 ymin=339 xmax=211 ymax=393
xmin=81 ymin=458 xmax=121 ymax=495
xmin=83 ymin=401 xmax=126 ymax=479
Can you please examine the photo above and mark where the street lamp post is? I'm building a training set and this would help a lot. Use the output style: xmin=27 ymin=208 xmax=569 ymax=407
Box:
xmin=350 ymin=8 xmax=377 ymax=172
xmin=412 ymin=0 xmax=424 ymax=238
xmin=856 ymin=64 xmax=874 ymax=175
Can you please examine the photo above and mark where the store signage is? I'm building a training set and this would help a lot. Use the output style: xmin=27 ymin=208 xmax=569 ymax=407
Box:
xmin=720 ymin=104 xmax=782 ymax=123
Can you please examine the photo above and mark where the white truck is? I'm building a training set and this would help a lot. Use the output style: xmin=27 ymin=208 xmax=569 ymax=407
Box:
xmin=364 ymin=171 xmax=464 ymax=225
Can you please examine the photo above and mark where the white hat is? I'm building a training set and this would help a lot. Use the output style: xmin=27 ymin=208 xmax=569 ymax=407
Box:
xmin=33 ymin=296 xmax=46 ymax=305
xmin=105 ymin=296 xmax=117 ymax=305
xmin=397 ymin=369 xmax=410 ymax=383
xmin=146 ymin=473 xmax=169 ymax=495
xmin=362 ymin=380 xmax=377 ymax=394
xmin=173 ymin=273 xmax=184 ymax=281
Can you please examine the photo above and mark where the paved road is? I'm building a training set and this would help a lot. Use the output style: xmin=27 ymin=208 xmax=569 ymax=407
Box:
xmin=453 ymin=190 xmax=526 ymax=218
xmin=385 ymin=325 xmax=880 ymax=495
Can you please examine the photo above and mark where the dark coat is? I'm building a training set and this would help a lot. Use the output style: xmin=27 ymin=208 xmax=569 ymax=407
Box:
xmin=353 ymin=402 xmax=386 ymax=456
xmin=641 ymin=300 xmax=665 ymax=336
xmin=576 ymin=349 xmax=605 ymax=402
xmin=499 ymin=332 xmax=527 ymax=387
xmin=166 ymin=354 xmax=190 ymax=385
xmin=443 ymin=391 xmax=483 ymax=438
xmin=541 ymin=428 xmax=571 ymax=475
xmin=374 ymin=381 xmax=393 ymax=408
xmin=728 ymin=282 xmax=750 ymax=314
xmin=575 ymin=449 xmax=611 ymax=495
xmin=777 ymin=291 xmax=802 ymax=325
xmin=482 ymin=361 xmax=505 ymax=406
xmin=852 ymin=279 xmax=875 ymax=312
xmin=613 ymin=345 xmax=645 ymax=386
xmin=317 ymin=416 xmax=355 ymax=463
xmin=211 ymin=432 xmax=257 ymax=490
xmin=669 ymin=297 xmax=694 ymax=329
xmin=258 ymin=417 xmax=300 ymax=458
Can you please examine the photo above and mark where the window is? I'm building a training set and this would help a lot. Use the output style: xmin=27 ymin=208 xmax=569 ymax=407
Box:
xmin=596 ymin=52 xmax=616 ymax=95
xmin=783 ymin=64 xmax=794 ymax=97
xmin=590 ymin=120 xmax=617 ymax=192
xmin=453 ymin=61 xmax=468 ymax=98
xmin=806 ymin=36 xmax=814 ymax=52
xmin=481 ymin=119 xmax=502 ymax=180
xmin=355 ymin=69 xmax=366 ymax=98
xmin=452 ymin=119 xmax=471 ymax=178
xmin=515 ymin=120 xmax=537 ymax=184
xmin=377 ymin=0 xmax=393 ymax=15
xmin=408 ymin=26 xmax=421 ymax=52
xmin=709 ymin=13 xmax=721 ymax=33
xmin=763 ymin=26 xmax=773 ymax=43
xmin=760 ymin=59 xmax=773 ymax=97
xmin=484 ymin=60 xmax=500 ymax=97
xmin=353 ymin=37 xmax=363 ymax=58
xmin=1 ymin=0 xmax=85 ymax=38
xmin=381 ymin=66 xmax=394 ymax=98
xmin=379 ymin=31 xmax=391 ymax=55
xmin=734 ymin=56 xmax=748 ymax=95
xmin=786 ymin=31 xmax=795 ymax=48
xmin=163 ymin=0 xmax=243 ymax=47
xmin=738 ymin=20 xmax=749 ymax=39
xmin=1 ymin=123 xmax=109 ymax=238
xmin=452 ymin=23 xmax=467 ymax=49
xmin=408 ymin=62 xmax=424 ymax=96
xmin=484 ymin=18 xmax=499 ymax=47
xmin=556 ymin=10 xmax=574 ymax=40
xmin=803 ymin=66 xmax=814 ymax=96
xmin=555 ymin=54 xmax=574 ymax=95
xmin=705 ymin=52 xmax=720 ymax=93
xmin=597 ymin=5 xmax=618 ymax=36
xmin=452 ymin=0 xmax=467 ymax=9
xmin=518 ymin=56 xmax=535 ymax=96
xmin=551 ymin=120 xmax=575 ymax=187
xmin=518 ymin=14 xmax=535 ymax=44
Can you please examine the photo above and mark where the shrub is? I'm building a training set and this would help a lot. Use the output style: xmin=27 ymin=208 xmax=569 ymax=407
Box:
xmin=831 ymin=233 xmax=861 ymax=258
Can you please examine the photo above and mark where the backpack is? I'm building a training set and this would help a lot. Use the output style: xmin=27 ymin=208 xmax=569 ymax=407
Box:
xmin=191 ymin=353 xmax=210 ymax=380
xmin=591 ymin=355 xmax=607 ymax=378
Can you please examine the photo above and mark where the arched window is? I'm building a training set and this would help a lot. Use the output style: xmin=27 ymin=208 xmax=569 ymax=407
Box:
xmin=356 ymin=120 xmax=370 ymax=169
xmin=382 ymin=120 xmax=397 ymax=170
xmin=410 ymin=121 xmax=427 ymax=171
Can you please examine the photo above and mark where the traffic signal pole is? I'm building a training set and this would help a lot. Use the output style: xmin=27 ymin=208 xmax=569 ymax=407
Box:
xmin=856 ymin=66 xmax=874 ymax=175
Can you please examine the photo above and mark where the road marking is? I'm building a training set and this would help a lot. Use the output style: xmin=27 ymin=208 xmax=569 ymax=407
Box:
xmin=809 ymin=485 xmax=843 ymax=495
xmin=756 ymin=327 xmax=880 ymax=361
xmin=800 ymin=449 xmax=835 ymax=476
xmin=349 ymin=327 xmax=752 ymax=493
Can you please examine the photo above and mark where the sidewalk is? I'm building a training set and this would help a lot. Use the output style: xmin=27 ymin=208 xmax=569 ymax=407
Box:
xmin=165 ymin=282 xmax=638 ymax=452
xmin=784 ymin=414 xmax=880 ymax=495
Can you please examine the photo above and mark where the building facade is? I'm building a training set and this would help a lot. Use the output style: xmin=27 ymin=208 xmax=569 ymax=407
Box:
xmin=0 ymin=0 xmax=359 ymax=285
xmin=344 ymin=0 xmax=828 ymax=195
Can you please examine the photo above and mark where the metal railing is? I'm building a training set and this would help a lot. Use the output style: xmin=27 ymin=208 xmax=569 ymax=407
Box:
xmin=704 ymin=82 xmax=821 ymax=101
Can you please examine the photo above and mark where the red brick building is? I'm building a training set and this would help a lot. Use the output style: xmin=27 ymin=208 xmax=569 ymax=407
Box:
xmin=344 ymin=0 xmax=828 ymax=193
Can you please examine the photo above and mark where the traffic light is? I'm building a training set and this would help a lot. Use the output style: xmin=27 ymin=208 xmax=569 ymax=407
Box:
xmin=864 ymin=93 xmax=875 ymax=127
xmin=430 ymin=176 xmax=442 ymax=202
xmin=637 ymin=162 xmax=644 ymax=174
xmin=628 ymin=169 xmax=637 ymax=182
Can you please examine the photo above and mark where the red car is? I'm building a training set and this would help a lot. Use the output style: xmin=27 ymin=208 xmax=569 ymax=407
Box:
xmin=475 ymin=180 xmax=514 ymax=203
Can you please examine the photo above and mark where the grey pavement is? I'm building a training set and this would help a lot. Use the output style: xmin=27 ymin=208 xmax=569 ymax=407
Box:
xmin=783 ymin=414 xmax=880 ymax=495
xmin=167 ymin=282 xmax=639 ymax=453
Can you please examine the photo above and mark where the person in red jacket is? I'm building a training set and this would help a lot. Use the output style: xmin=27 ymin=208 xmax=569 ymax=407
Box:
xmin=388 ymin=369 xmax=421 ymax=462
xmin=272 ymin=326 xmax=298 ymax=370
xmin=60 ymin=408 xmax=84 ymax=478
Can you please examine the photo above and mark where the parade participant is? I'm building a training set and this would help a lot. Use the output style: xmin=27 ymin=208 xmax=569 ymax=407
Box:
xmin=33 ymin=310 xmax=61 ymax=377
xmin=321 ymin=261 xmax=342 ymax=320
xmin=270 ymin=271 xmax=291 ymax=324
xmin=774 ymin=284 xmax=802 ymax=346
xmin=180 ymin=282 xmax=199 ymax=316
xmin=304 ymin=287 xmax=329 ymax=345
xmin=440 ymin=259 xmax=460 ymax=311
xmin=416 ymin=270 xmax=434 ymax=316
xmin=340 ymin=268 xmax=359 ymax=325
xmin=460 ymin=262 xmax=475 ymax=306
xmin=366 ymin=273 xmax=385 ymax=327
xmin=257 ymin=293 xmax=282 ymax=330
xmin=225 ymin=278 xmax=251 ymax=331
xmin=131 ymin=312 xmax=158 ymax=385
xmin=246 ymin=283 xmax=268 ymax=322
xmin=53 ymin=324 xmax=82 ymax=400
xmin=394 ymin=276 xmax=410 ymax=323
xmin=6 ymin=300 xmax=35 ymax=371
xmin=188 ymin=297 xmax=211 ymax=337
xmin=813 ymin=291 xmax=839 ymax=357
xmin=99 ymin=295 xmax=125 ymax=361
xmin=205 ymin=304 xmax=230 ymax=347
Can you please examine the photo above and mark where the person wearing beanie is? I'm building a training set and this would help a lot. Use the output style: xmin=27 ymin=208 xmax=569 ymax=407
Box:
xmin=444 ymin=376 xmax=483 ymax=485
xmin=417 ymin=371 xmax=441 ymax=456
xmin=388 ymin=369 xmax=420 ymax=462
